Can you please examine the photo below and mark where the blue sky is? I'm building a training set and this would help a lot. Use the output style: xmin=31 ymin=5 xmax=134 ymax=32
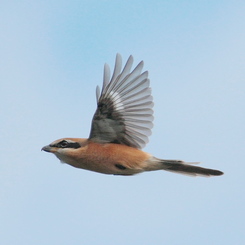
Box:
xmin=1 ymin=1 xmax=245 ymax=244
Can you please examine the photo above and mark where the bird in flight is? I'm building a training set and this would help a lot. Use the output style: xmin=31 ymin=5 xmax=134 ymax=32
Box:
xmin=42 ymin=54 xmax=223 ymax=177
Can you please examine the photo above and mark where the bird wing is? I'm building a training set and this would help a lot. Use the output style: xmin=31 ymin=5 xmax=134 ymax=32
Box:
xmin=89 ymin=53 xmax=154 ymax=149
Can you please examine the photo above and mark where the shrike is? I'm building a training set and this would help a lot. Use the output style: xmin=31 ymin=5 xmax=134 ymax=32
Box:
xmin=42 ymin=54 xmax=223 ymax=177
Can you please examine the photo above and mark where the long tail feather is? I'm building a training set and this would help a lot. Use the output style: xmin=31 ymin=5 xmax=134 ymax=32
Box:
xmin=160 ymin=159 xmax=223 ymax=177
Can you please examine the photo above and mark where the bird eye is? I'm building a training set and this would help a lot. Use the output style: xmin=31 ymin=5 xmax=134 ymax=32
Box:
xmin=59 ymin=140 xmax=69 ymax=148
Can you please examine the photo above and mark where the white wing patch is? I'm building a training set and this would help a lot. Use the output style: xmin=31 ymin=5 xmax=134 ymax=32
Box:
xmin=109 ymin=91 xmax=125 ymax=111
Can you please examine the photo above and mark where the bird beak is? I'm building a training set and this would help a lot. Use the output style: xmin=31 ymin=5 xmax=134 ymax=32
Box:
xmin=41 ymin=145 xmax=53 ymax=152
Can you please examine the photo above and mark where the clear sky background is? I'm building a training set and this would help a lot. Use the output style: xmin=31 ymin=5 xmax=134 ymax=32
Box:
xmin=1 ymin=1 xmax=245 ymax=244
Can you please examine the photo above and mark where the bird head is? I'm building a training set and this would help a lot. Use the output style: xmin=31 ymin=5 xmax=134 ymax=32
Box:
xmin=42 ymin=138 xmax=87 ymax=164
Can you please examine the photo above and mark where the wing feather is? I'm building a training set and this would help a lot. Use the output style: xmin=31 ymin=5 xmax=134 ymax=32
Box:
xmin=89 ymin=54 xmax=154 ymax=149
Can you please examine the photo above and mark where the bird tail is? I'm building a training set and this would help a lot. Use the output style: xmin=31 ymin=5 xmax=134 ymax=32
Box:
xmin=157 ymin=159 xmax=223 ymax=177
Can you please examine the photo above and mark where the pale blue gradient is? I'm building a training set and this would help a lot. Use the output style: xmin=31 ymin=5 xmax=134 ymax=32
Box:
xmin=1 ymin=1 xmax=245 ymax=244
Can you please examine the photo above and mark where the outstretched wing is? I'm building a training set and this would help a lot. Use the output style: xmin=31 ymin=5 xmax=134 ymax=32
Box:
xmin=89 ymin=54 xmax=154 ymax=149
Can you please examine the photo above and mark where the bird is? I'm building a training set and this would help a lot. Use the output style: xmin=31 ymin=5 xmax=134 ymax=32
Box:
xmin=42 ymin=54 xmax=223 ymax=177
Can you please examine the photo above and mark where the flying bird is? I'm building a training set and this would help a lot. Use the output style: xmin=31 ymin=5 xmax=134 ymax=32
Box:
xmin=42 ymin=54 xmax=223 ymax=177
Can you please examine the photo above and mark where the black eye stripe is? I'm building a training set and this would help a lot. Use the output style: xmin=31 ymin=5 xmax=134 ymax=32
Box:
xmin=66 ymin=142 xmax=81 ymax=149
xmin=51 ymin=140 xmax=81 ymax=149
